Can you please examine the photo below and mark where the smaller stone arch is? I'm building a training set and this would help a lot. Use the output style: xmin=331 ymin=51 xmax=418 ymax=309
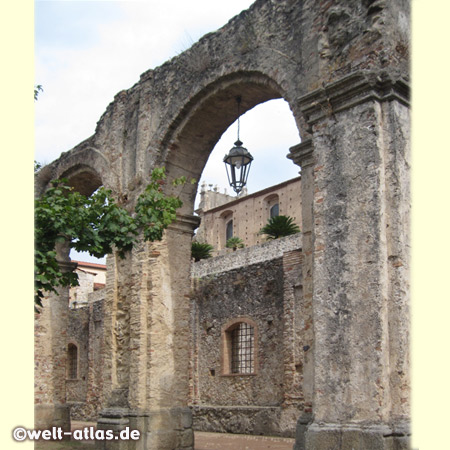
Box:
xmin=36 ymin=145 xmax=112 ymax=197
xmin=59 ymin=164 xmax=103 ymax=197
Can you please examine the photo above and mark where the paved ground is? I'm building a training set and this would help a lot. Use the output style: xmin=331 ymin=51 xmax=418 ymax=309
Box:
xmin=33 ymin=422 xmax=295 ymax=449
xmin=195 ymin=432 xmax=294 ymax=450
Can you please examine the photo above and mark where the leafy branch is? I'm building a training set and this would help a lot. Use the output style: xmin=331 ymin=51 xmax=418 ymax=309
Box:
xmin=35 ymin=167 xmax=188 ymax=310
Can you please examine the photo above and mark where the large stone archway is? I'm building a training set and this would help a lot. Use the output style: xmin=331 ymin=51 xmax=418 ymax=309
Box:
xmin=36 ymin=1 xmax=410 ymax=449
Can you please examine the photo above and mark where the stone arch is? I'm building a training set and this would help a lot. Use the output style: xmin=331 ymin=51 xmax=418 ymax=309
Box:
xmin=161 ymin=71 xmax=302 ymax=216
xmin=35 ymin=1 xmax=411 ymax=448
xmin=36 ymin=145 xmax=111 ymax=197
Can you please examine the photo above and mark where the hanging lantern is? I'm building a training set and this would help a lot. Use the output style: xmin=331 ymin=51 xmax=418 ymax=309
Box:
xmin=223 ymin=96 xmax=253 ymax=194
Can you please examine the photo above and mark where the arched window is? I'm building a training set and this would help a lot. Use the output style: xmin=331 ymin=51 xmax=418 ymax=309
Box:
xmin=264 ymin=194 xmax=280 ymax=220
xmin=67 ymin=343 xmax=78 ymax=379
xmin=270 ymin=203 xmax=279 ymax=218
xmin=220 ymin=210 xmax=234 ymax=249
xmin=222 ymin=318 xmax=257 ymax=375
xmin=226 ymin=219 xmax=233 ymax=242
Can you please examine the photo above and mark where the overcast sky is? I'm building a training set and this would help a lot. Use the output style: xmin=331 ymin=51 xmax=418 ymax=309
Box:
xmin=35 ymin=0 xmax=301 ymax=197
xmin=35 ymin=0 xmax=302 ymax=262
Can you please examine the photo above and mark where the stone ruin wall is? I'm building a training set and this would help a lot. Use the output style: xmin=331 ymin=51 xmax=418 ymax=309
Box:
xmin=34 ymin=1 xmax=410 ymax=448
xmin=190 ymin=246 xmax=305 ymax=437
xmin=188 ymin=252 xmax=303 ymax=436
xmin=65 ymin=234 xmax=305 ymax=438
xmin=66 ymin=293 xmax=106 ymax=422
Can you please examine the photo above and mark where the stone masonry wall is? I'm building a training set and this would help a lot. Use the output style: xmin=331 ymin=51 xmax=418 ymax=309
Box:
xmin=190 ymin=238 xmax=304 ymax=437
xmin=192 ymin=233 xmax=302 ymax=278
xmin=36 ymin=1 xmax=410 ymax=447
xmin=66 ymin=296 xmax=105 ymax=421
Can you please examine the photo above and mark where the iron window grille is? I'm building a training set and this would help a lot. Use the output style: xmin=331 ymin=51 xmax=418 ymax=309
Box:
xmin=68 ymin=344 xmax=78 ymax=379
xmin=231 ymin=322 xmax=254 ymax=374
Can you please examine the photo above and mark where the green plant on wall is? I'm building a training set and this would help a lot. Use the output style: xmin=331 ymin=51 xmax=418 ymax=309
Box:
xmin=226 ymin=236 xmax=245 ymax=251
xmin=35 ymin=167 xmax=189 ymax=311
xmin=259 ymin=215 xmax=300 ymax=240
xmin=191 ymin=242 xmax=214 ymax=261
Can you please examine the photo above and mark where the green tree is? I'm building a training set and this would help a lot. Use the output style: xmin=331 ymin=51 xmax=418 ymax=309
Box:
xmin=259 ymin=215 xmax=300 ymax=240
xmin=35 ymin=167 xmax=188 ymax=311
xmin=191 ymin=242 xmax=214 ymax=262
xmin=226 ymin=236 xmax=245 ymax=251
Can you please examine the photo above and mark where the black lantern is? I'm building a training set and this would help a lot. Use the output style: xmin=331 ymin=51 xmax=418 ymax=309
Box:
xmin=223 ymin=96 xmax=253 ymax=194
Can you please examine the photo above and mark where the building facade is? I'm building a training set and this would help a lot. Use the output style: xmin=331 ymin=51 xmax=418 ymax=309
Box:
xmin=195 ymin=177 xmax=302 ymax=253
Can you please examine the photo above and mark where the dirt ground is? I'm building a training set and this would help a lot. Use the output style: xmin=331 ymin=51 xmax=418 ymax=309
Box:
xmin=33 ymin=422 xmax=295 ymax=449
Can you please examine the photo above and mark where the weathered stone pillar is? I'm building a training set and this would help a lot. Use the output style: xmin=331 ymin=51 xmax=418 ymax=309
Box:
xmin=35 ymin=241 xmax=76 ymax=432
xmin=290 ymin=72 xmax=410 ymax=449
xmin=97 ymin=214 xmax=199 ymax=450
xmin=288 ymin=140 xmax=315 ymax=449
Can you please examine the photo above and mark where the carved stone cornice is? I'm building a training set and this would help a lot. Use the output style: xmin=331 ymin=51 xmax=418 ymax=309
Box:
xmin=167 ymin=213 xmax=201 ymax=235
xmin=288 ymin=139 xmax=314 ymax=169
xmin=299 ymin=71 xmax=410 ymax=126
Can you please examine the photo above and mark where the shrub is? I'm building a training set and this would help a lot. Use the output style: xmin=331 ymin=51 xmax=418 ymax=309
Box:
xmin=259 ymin=215 xmax=300 ymax=240
xmin=191 ymin=242 xmax=214 ymax=261
xmin=226 ymin=236 xmax=245 ymax=251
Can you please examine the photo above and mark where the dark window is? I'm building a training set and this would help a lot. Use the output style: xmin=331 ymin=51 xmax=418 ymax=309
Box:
xmin=226 ymin=219 xmax=233 ymax=241
xmin=270 ymin=203 xmax=279 ymax=218
xmin=231 ymin=322 xmax=254 ymax=374
xmin=68 ymin=343 xmax=78 ymax=379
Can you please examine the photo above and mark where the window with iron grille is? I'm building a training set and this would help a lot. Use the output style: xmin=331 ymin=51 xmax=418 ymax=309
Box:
xmin=68 ymin=343 xmax=78 ymax=379
xmin=230 ymin=322 xmax=254 ymax=374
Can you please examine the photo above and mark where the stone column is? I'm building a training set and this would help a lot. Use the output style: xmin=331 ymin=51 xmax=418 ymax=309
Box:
xmin=290 ymin=72 xmax=410 ymax=449
xmin=288 ymin=140 xmax=315 ymax=449
xmin=35 ymin=241 xmax=77 ymax=432
xmin=97 ymin=214 xmax=199 ymax=450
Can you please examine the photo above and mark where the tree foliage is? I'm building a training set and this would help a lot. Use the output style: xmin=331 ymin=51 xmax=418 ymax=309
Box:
xmin=191 ymin=242 xmax=214 ymax=262
xmin=34 ymin=84 xmax=43 ymax=101
xmin=35 ymin=167 xmax=187 ymax=310
xmin=259 ymin=215 xmax=300 ymax=240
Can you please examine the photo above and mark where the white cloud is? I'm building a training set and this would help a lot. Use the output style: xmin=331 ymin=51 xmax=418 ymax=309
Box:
xmin=35 ymin=0 xmax=300 ymax=193
xmin=36 ymin=1 xmax=302 ymax=263
xmin=35 ymin=0 xmax=255 ymax=163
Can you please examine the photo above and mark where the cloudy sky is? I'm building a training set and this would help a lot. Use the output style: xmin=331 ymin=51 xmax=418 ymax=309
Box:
xmin=35 ymin=0 xmax=301 ymax=200
xmin=35 ymin=0 xmax=303 ymax=263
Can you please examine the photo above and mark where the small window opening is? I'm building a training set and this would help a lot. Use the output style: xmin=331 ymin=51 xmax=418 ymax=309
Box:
xmin=226 ymin=219 xmax=233 ymax=241
xmin=231 ymin=322 xmax=254 ymax=374
xmin=67 ymin=343 xmax=78 ymax=379
xmin=270 ymin=203 xmax=279 ymax=218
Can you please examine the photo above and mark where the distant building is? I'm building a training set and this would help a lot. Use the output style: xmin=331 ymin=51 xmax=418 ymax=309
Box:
xmin=195 ymin=176 xmax=302 ymax=253
xmin=69 ymin=261 xmax=106 ymax=308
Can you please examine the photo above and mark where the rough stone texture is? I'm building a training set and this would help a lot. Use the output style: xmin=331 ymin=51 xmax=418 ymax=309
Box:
xmin=192 ymin=232 xmax=301 ymax=278
xmin=35 ymin=241 xmax=74 ymax=432
xmin=35 ymin=1 xmax=410 ymax=448
xmin=190 ymin=243 xmax=305 ymax=438
xmin=66 ymin=296 xmax=106 ymax=421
